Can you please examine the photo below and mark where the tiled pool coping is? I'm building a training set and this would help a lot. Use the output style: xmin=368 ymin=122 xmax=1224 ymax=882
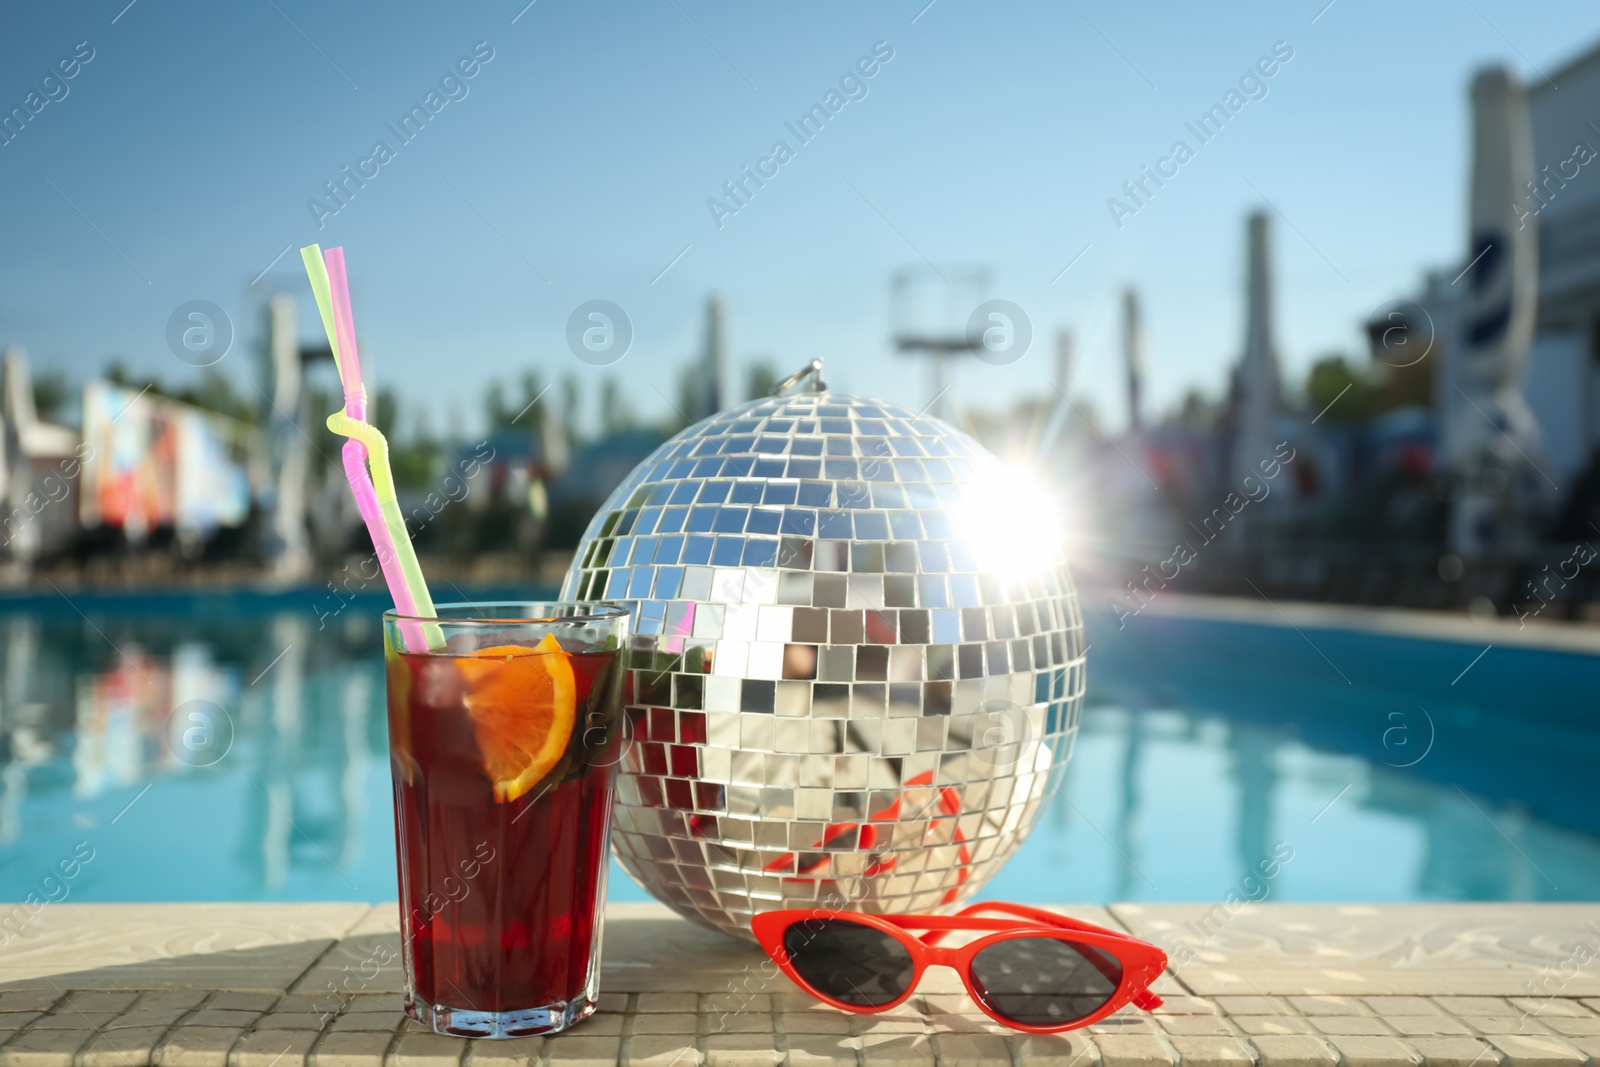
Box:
xmin=1 ymin=903 xmax=1598 ymax=1066
xmin=1122 ymin=593 xmax=1600 ymax=654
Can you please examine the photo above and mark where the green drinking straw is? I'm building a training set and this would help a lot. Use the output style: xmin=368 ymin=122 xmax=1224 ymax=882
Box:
xmin=301 ymin=246 xmax=343 ymax=383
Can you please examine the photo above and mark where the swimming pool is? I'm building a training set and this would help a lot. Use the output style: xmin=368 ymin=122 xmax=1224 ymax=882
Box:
xmin=1 ymin=586 xmax=1596 ymax=904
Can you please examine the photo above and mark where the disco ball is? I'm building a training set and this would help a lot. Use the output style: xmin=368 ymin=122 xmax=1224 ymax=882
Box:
xmin=561 ymin=363 xmax=1085 ymax=940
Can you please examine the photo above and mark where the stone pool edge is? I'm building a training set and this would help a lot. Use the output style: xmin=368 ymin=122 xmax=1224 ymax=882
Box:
xmin=0 ymin=902 xmax=1598 ymax=1066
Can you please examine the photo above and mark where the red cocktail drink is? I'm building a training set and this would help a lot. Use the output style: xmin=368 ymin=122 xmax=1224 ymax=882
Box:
xmin=383 ymin=603 xmax=629 ymax=1038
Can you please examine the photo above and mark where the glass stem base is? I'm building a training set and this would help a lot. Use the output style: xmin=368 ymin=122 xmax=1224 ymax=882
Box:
xmin=404 ymin=988 xmax=597 ymax=1038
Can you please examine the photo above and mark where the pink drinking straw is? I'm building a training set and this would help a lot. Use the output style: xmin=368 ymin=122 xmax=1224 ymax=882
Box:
xmin=321 ymin=248 xmax=435 ymax=650
xmin=325 ymin=251 xmax=409 ymax=599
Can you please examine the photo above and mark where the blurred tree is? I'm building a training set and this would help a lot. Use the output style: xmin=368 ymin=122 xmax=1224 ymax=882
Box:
xmin=561 ymin=375 xmax=582 ymax=442
xmin=301 ymin=384 xmax=341 ymax=488
xmin=1371 ymin=350 xmax=1434 ymax=413
xmin=373 ymin=387 xmax=400 ymax=439
xmin=31 ymin=369 xmax=69 ymax=422
xmin=100 ymin=361 xmax=256 ymax=423
xmin=485 ymin=381 xmax=517 ymax=430
xmin=1305 ymin=354 xmax=1376 ymax=424
xmin=600 ymin=376 xmax=636 ymax=436
xmin=392 ymin=412 xmax=438 ymax=490
xmin=745 ymin=361 xmax=778 ymax=400
xmin=1162 ymin=388 xmax=1223 ymax=430
xmin=302 ymin=385 xmax=343 ymax=460
xmin=175 ymin=368 xmax=255 ymax=423
xmin=485 ymin=371 xmax=546 ymax=432
xmin=673 ymin=369 xmax=701 ymax=432
xmin=520 ymin=371 xmax=548 ymax=428
xmin=1553 ymin=447 xmax=1600 ymax=543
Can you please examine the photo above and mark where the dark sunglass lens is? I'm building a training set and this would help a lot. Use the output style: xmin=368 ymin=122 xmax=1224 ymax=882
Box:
xmin=969 ymin=937 xmax=1122 ymax=1026
xmin=783 ymin=919 xmax=915 ymax=1007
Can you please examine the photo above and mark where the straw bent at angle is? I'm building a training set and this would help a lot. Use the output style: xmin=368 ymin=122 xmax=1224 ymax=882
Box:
xmin=300 ymin=244 xmax=439 ymax=650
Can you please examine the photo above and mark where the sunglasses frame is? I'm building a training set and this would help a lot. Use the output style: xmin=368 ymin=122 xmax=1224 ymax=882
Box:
xmin=752 ymin=902 xmax=1167 ymax=1034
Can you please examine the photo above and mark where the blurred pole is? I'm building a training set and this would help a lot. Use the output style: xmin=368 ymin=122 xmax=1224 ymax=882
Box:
xmin=1123 ymin=290 xmax=1144 ymax=434
xmin=265 ymin=294 xmax=311 ymax=582
xmin=1231 ymin=213 xmax=1283 ymax=487
xmin=1448 ymin=67 xmax=1545 ymax=558
xmin=1034 ymin=329 xmax=1074 ymax=462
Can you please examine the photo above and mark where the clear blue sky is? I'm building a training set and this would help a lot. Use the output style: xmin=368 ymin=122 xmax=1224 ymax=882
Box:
xmin=3 ymin=0 xmax=1597 ymax=437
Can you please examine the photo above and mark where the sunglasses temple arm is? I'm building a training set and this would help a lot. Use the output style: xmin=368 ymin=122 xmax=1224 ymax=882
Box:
xmin=954 ymin=901 xmax=1126 ymax=939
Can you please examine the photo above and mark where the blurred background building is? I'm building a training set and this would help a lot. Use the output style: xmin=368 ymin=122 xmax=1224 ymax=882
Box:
xmin=3 ymin=53 xmax=1600 ymax=624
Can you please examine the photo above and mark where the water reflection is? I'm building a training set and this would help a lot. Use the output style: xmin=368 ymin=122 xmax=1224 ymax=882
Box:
xmin=0 ymin=598 xmax=1597 ymax=902
xmin=230 ymin=614 xmax=378 ymax=889
xmin=1229 ymin=722 xmax=1277 ymax=884
xmin=0 ymin=602 xmax=390 ymax=899
xmin=1111 ymin=698 xmax=1145 ymax=901
xmin=988 ymin=702 xmax=1600 ymax=903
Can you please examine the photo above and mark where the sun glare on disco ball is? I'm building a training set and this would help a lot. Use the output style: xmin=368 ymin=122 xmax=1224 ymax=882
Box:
xmin=561 ymin=360 xmax=1085 ymax=940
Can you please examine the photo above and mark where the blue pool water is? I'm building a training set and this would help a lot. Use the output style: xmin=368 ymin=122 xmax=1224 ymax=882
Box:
xmin=1 ymin=587 xmax=1597 ymax=904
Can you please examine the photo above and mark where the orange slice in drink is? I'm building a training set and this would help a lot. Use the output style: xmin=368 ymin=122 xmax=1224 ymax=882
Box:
xmin=456 ymin=634 xmax=576 ymax=803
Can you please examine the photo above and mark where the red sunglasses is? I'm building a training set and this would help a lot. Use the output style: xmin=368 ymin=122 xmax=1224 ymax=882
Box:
xmin=752 ymin=902 xmax=1166 ymax=1033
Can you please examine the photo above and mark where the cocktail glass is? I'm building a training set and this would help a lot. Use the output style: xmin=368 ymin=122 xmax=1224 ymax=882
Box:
xmin=382 ymin=602 xmax=629 ymax=1038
